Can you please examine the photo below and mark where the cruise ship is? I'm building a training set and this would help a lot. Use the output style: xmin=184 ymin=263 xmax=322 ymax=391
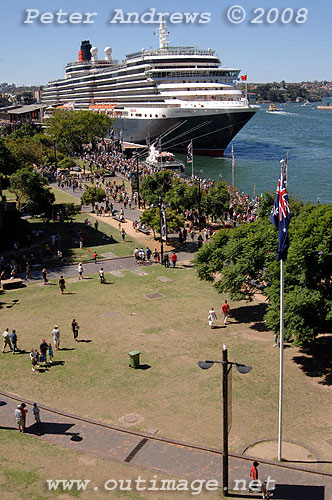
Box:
xmin=42 ymin=21 xmax=258 ymax=156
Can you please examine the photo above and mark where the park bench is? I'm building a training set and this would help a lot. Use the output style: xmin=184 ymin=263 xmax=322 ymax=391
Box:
xmin=112 ymin=215 xmax=125 ymax=223
xmin=138 ymin=227 xmax=150 ymax=235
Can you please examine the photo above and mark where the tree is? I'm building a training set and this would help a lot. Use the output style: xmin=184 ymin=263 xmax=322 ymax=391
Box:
xmin=139 ymin=208 xmax=160 ymax=238
xmin=4 ymin=137 xmax=43 ymax=172
xmin=9 ymin=167 xmax=55 ymax=213
xmin=205 ymin=180 xmax=229 ymax=221
xmin=48 ymin=110 xmax=113 ymax=154
xmin=81 ymin=186 xmax=106 ymax=209
xmin=0 ymin=138 xmax=16 ymax=175
xmin=140 ymin=207 xmax=184 ymax=240
xmin=140 ymin=171 xmax=173 ymax=205
xmin=195 ymin=202 xmax=332 ymax=346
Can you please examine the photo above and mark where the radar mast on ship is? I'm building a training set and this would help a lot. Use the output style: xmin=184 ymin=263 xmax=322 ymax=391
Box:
xmin=155 ymin=16 xmax=169 ymax=49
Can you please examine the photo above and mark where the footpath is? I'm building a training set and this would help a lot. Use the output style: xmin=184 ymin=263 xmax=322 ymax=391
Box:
xmin=0 ymin=390 xmax=330 ymax=499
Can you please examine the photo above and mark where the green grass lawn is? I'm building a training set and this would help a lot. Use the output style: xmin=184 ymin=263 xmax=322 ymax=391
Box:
xmin=26 ymin=213 xmax=137 ymax=264
xmin=1 ymin=265 xmax=331 ymax=472
xmin=49 ymin=186 xmax=81 ymax=206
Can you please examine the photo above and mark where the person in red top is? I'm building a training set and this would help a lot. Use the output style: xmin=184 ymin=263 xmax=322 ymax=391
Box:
xmin=171 ymin=252 xmax=177 ymax=268
xmin=221 ymin=300 xmax=230 ymax=325
xmin=249 ymin=461 xmax=259 ymax=492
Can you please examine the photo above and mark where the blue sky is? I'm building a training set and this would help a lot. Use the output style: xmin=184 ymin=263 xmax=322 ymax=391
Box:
xmin=1 ymin=0 xmax=331 ymax=85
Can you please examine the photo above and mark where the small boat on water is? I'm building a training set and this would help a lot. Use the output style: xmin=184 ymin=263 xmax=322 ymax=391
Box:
xmin=301 ymin=100 xmax=312 ymax=106
xmin=267 ymin=102 xmax=285 ymax=114
xmin=145 ymin=145 xmax=185 ymax=173
xmin=268 ymin=103 xmax=280 ymax=112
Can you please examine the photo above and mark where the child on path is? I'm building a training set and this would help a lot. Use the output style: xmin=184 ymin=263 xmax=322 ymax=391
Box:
xmin=48 ymin=343 xmax=54 ymax=363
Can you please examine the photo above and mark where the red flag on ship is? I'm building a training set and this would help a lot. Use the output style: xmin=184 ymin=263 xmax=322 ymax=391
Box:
xmin=241 ymin=74 xmax=247 ymax=81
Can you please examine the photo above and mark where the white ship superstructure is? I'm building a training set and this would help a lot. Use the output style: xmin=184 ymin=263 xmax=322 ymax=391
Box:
xmin=42 ymin=21 xmax=258 ymax=156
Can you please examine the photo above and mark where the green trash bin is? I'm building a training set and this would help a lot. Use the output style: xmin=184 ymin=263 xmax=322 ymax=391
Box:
xmin=128 ymin=350 xmax=140 ymax=369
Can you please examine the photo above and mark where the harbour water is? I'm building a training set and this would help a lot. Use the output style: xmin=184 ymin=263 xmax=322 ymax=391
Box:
xmin=181 ymin=100 xmax=332 ymax=204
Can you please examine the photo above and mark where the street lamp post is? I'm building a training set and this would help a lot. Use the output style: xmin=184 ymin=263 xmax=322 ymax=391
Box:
xmin=198 ymin=345 xmax=252 ymax=497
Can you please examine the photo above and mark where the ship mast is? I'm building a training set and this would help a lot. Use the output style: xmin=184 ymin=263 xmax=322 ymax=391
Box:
xmin=157 ymin=16 xmax=169 ymax=49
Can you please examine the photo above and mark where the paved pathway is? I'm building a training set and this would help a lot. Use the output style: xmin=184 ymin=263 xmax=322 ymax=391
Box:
xmin=0 ymin=391 xmax=330 ymax=499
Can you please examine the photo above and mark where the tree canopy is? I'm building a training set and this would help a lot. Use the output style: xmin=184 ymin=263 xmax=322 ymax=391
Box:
xmin=9 ymin=167 xmax=55 ymax=213
xmin=47 ymin=110 xmax=113 ymax=154
xmin=195 ymin=201 xmax=332 ymax=346
xmin=81 ymin=186 xmax=106 ymax=208
xmin=140 ymin=207 xmax=184 ymax=239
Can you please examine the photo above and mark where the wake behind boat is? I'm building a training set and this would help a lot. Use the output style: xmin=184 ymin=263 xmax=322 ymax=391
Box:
xmin=42 ymin=19 xmax=258 ymax=157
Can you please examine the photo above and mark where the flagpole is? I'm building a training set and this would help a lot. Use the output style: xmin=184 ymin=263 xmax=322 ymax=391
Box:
xmin=191 ymin=140 xmax=194 ymax=178
xmin=278 ymin=256 xmax=284 ymax=462
xmin=231 ymin=144 xmax=235 ymax=188
xmin=278 ymin=162 xmax=285 ymax=462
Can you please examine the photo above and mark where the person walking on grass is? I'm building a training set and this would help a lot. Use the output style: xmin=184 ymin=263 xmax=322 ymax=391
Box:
xmin=59 ymin=276 xmax=66 ymax=294
xmin=30 ymin=349 xmax=38 ymax=371
xmin=120 ymin=229 xmax=126 ymax=241
xmin=11 ymin=329 xmax=17 ymax=354
xmin=42 ymin=267 xmax=48 ymax=285
xmin=40 ymin=339 xmax=48 ymax=363
xmin=221 ymin=299 xmax=230 ymax=325
xmin=171 ymin=252 xmax=177 ymax=268
xmin=77 ymin=263 xmax=83 ymax=280
xmin=71 ymin=319 xmax=80 ymax=342
xmin=52 ymin=326 xmax=60 ymax=350
xmin=99 ymin=268 xmax=106 ymax=284
xmin=93 ymin=251 xmax=98 ymax=264
xmin=2 ymin=328 xmax=12 ymax=353
xmin=15 ymin=405 xmax=24 ymax=432
xmin=208 ymin=308 xmax=217 ymax=329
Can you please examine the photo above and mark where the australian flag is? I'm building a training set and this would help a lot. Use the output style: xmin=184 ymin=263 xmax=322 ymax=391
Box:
xmin=270 ymin=173 xmax=290 ymax=261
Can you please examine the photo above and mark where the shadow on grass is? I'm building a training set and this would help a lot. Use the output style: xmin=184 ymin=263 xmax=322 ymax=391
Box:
xmin=60 ymin=348 xmax=75 ymax=351
xmin=0 ymin=425 xmax=17 ymax=431
xmin=51 ymin=360 xmax=65 ymax=366
xmin=77 ymin=339 xmax=93 ymax=343
xmin=0 ymin=401 xmax=7 ymax=407
xmin=136 ymin=364 xmax=151 ymax=371
xmin=230 ymin=303 xmax=269 ymax=333
xmin=292 ymin=334 xmax=332 ymax=386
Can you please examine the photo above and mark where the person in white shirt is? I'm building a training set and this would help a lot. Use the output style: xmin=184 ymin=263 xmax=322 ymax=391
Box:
xmin=99 ymin=268 xmax=105 ymax=284
xmin=208 ymin=308 xmax=217 ymax=329
xmin=52 ymin=326 xmax=60 ymax=350
xmin=2 ymin=329 xmax=12 ymax=353
xmin=77 ymin=263 xmax=83 ymax=280
xmin=14 ymin=405 xmax=24 ymax=432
